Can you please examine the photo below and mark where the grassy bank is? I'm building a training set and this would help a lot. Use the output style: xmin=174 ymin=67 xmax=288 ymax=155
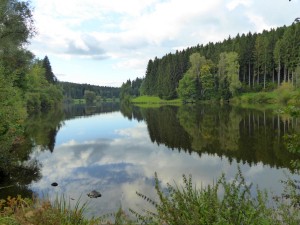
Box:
xmin=131 ymin=95 xmax=182 ymax=106
xmin=133 ymin=83 xmax=300 ymax=109
xmin=72 ymin=98 xmax=120 ymax=104
xmin=232 ymin=83 xmax=300 ymax=106
xmin=1 ymin=170 xmax=300 ymax=225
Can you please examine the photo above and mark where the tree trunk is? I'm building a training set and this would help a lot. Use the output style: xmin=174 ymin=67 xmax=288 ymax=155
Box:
xmin=257 ymin=67 xmax=259 ymax=85
xmin=284 ymin=65 xmax=287 ymax=82
xmin=277 ymin=60 xmax=281 ymax=87
xmin=296 ymin=70 xmax=298 ymax=88
xmin=264 ymin=63 xmax=266 ymax=89
xmin=248 ymin=61 xmax=251 ymax=88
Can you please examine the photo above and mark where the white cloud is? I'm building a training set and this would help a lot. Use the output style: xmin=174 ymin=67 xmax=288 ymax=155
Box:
xmin=29 ymin=0 xmax=300 ymax=86
xmin=245 ymin=12 xmax=274 ymax=33
xmin=226 ymin=0 xmax=252 ymax=11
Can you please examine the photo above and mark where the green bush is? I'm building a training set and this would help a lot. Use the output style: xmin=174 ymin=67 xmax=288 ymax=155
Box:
xmin=275 ymin=82 xmax=294 ymax=105
xmin=130 ymin=169 xmax=273 ymax=225
xmin=254 ymin=92 xmax=275 ymax=104
xmin=25 ymin=92 xmax=41 ymax=112
xmin=130 ymin=169 xmax=300 ymax=225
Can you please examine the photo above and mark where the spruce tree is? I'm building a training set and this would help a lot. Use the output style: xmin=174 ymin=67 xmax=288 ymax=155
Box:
xmin=42 ymin=56 xmax=57 ymax=84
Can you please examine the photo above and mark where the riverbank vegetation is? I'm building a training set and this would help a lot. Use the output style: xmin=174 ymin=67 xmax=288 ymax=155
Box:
xmin=1 ymin=169 xmax=300 ymax=225
xmin=231 ymin=82 xmax=300 ymax=105
xmin=131 ymin=95 xmax=181 ymax=106
xmin=0 ymin=0 xmax=63 ymax=191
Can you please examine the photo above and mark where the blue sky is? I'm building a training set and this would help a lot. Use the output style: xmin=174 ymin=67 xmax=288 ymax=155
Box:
xmin=29 ymin=0 xmax=300 ymax=87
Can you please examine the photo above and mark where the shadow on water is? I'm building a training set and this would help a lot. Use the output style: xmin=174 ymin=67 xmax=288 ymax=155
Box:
xmin=63 ymin=102 xmax=120 ymax=120
xmin=0 ymin=107 xmax=64 ymax=199
xmin=0 ymin=102 xmax=120 ymax=199
xmin=121 ymin=103 xmax=298 ymax=171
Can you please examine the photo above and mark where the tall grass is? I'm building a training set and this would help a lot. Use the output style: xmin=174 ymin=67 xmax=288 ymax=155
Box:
xmin=0 ymin=194 xmax=99 ymax=225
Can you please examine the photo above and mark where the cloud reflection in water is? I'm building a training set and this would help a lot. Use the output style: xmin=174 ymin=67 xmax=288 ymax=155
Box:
xmin=30 ymin=111 xmax=297 ymax=217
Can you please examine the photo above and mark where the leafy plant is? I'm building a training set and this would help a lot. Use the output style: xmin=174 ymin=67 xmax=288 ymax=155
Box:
xmin=131 ymin=169 xmax=275 ymax=225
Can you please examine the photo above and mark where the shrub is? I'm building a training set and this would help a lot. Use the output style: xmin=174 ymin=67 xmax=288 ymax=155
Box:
xmin=131 ymin=169 xmax=275 ymax=225
xmin=275 ymin=82 xmax=294 ymax=105
xmin=25 ymin=92 xmax=41 ymax=112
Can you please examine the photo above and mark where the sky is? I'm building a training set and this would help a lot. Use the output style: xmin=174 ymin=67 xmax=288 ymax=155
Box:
xmin=28 ymin=0 xmax=300 ymax=87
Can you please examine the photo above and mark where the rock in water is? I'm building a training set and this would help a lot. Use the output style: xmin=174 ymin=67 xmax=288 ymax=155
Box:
xmin=51 ymin=182 xmax=58 ymax=187
xmin=87 ymin=190 xmax=101 ymax=198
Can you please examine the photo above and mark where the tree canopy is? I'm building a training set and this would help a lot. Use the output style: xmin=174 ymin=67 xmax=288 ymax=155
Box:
xmin=138 ymin=23 xmax=300 ymax=101
xmin=0 ymin=0 xmax=63 ymax=153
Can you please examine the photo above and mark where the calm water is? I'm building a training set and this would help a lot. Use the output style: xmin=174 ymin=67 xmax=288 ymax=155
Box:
xmin=2 ymin=103 xmax=300 ymax=217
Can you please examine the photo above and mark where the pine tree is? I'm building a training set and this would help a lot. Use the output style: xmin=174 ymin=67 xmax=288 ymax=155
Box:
xmin=42 ymin=56 xmax=57 ymax=84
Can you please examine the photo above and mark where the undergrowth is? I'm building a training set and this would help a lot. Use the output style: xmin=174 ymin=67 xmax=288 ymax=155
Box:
xmin=1 ymin=169 xmax=300 ymax=224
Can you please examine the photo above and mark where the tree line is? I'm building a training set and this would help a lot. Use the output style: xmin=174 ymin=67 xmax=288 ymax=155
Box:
xmin=60 ymin=81 xmax=120 ymax=103
xmin=121 ymin=22 xmax=300 ymax=101
xmin=0 ymin=0 xmax=63 ymax=153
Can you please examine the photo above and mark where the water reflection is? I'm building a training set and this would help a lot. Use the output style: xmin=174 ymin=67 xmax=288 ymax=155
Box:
xmin=63 ymin=102 xmax=120 ymax=120
xmin=123 ymin=104 xmax=297 ymax=170
xmin=27 ymin=103 xmax=300 ymax=217
xmin=0 ymin=108 xmax=64 ymax=199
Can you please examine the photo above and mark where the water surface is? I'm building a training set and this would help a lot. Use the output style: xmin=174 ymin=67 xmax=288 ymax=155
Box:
xmin=3 ymin=103 xmax=300 ymax=217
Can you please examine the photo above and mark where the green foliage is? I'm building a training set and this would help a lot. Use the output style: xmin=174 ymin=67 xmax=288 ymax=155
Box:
xmin=200 ymin=64 xmax=215 ymax=99
xmin=274 ymin=82 xmax=295 ymax=104
xmin=61 ymin=81 xmax=120 ymax=100
xmin=84 ymin=90 xmax=96 ymax=104
xmin=131 ymin=95 xmax=181 ymax=105
xmin=0 ymin=0 xmax=35 ymax=47
xmin=0 ymin=66 xmax=26 ymax=152
xmin=120 ymin=77 xmax=144 ymax=101
xmin=42 ymin=56 xmax=57 ymax=84
xmin=272 ymin=177 xmax=300 ymax=225
xmin=24 ymin=62 xmax=63 ymax=112
xmin=233 ymin=82 xmax=300 ymax=106
xmin=0 ymin=0 xmax=63 ymax=184
xmin=218 ymin=52 xmax=241 ymax=98
xmin=130 ymin=169 xmax=296 ymax=225
xmin=120 ymin=80 xmax=132 ymax=101
xmin=139 ymin=23 xmax=300 ymax=101
xmin=129 ymin=170 xmax=300 ymax=225
xmin=237 ymin=92 xmax=275 ymax=104
xmin=189 ymin=52 xmax=206 ymax=78
xmin=177 ymin=72 xmax=197 ymax=102
xmin=177 ymin=53 xmax=218 ymax=101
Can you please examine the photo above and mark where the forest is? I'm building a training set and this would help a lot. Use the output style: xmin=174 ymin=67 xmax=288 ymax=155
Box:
xmin=121 ymin=21 xmax=300 ymax=102
xmin=60 ymin=81 xmax=120 ymax=102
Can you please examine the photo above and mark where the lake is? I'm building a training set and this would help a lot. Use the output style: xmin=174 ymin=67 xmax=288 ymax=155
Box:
xmin=1 ymin=103 xmax=300 ymax=217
